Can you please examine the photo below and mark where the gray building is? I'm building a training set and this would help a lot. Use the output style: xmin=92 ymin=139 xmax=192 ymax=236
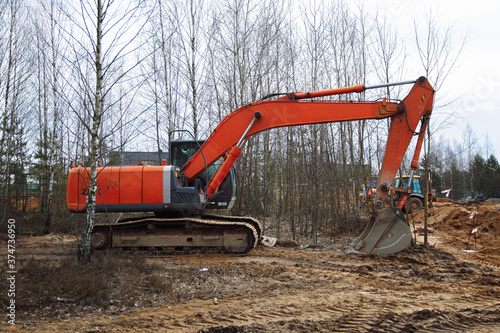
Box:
xmin=113 ymin=151 xmax=169 ymax=166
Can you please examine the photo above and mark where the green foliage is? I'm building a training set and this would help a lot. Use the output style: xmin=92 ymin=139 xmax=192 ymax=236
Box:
xmin=467 ymin=154 xmax=500 ymax=198
xmin=483 ymin=155 xmax=500 ymax=197
xmin=471 ymin=154 xmax=485 ymax=191
xmin=421 ymin=148 xmax=499 ymax=199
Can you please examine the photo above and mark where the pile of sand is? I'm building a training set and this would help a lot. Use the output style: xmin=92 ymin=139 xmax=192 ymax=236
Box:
xmin=412 ymin=201 xmax=500 ymax=267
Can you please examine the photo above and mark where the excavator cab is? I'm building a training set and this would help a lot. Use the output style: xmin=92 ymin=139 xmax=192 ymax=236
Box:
xmin=170 ymin=140 xmax=238 ymax=210
xmin=395 ymin=176 xmax=422 ymax=194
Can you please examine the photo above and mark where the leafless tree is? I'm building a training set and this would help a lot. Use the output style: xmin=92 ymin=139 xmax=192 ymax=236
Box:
xmin=58 ymin=0 xmax=150 ymax=261
xmin=32 ymin=0 xmax=68 ymax=233
xmin=0 ymin=0 xmax=32 ymax=223
xmin=413 ymin=8 xmax=465 ymax=246
xmin=207 ymin=0 xmax=289 ymax=223
xmin=177 ymin=0 xmax=206 ymax=139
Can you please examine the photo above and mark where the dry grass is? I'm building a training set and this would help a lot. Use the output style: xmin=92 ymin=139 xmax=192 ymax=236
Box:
xmin=0 ymin=252 xmax=278 ymax=322
xmin=0 ymin=252 xmax=180 ymax=321
xmin=13 ymin=253 xmax=170 ymax=308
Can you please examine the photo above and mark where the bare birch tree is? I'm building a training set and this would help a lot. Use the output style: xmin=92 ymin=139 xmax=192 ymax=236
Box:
xmin=0 ymin=0 xmax=32 ymax=223
xmin=58 ymin=0 xmax=149 ymax=261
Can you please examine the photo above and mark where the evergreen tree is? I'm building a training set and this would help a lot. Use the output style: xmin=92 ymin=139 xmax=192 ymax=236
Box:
xmin=483 ymin=155 xmax=500 ymax=198
xmin=471 ymin=154 xmax=485 ymax=196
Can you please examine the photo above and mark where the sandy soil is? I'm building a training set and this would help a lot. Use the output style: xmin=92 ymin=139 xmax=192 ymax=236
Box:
xmin=3 ymin=201 xmax=500 ymax=332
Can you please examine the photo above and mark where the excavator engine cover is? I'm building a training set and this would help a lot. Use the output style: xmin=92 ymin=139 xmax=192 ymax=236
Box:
xmin=352 ymin=207 xmax=411 ymax=255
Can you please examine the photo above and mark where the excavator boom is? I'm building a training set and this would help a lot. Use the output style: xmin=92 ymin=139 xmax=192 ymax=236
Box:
xmin=183 ymin=77 xmax=434 ymax=254
xmin=183 ymin=94 xmax=401 ymax=181
xmin=184 ymin=77 xmax=434 ymax=199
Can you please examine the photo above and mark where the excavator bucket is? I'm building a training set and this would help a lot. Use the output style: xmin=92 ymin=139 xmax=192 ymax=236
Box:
xmin=352 ymin=207 xmax=411 ymax=255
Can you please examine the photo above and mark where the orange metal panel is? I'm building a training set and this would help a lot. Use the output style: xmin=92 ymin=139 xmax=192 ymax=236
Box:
xmin=67 ymin=166 xmax=95 ymax=212
xmin=96 ymin=167 xmax=120 ymax=205
xmin=119 ymin=166 xmax=144 ymax=204
xmin=67 ymin=167 xmax=83 ymax=212
xmin=143 ymin=166 xmax=164 ymax=204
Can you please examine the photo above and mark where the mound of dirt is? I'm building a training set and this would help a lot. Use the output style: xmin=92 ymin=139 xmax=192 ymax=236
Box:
xmin=435 ymin=197 xmax=457 ymax=204
xmin=411 ymin=201 xmax=500 ymax=267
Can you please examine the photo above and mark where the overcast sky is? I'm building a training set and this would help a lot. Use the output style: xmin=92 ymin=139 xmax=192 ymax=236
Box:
xmin=364 ymin=0 xmax=500 ymax=157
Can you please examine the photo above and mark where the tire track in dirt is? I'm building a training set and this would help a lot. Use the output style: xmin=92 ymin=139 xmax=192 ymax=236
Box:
xmin=5 ymin=234 xmax=500 ymax=332
xmin=191 ymin=247 xmax=500 ymax=333
xmin=11 ymin=248 xmax=499 ymax=333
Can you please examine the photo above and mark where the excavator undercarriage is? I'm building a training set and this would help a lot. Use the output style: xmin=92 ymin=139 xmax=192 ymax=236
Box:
xmin=91 ymin=214 xmax=262 ymax=254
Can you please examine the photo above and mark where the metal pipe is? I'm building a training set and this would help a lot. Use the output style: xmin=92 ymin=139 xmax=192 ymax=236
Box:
xmin=292 ymin=79 xmax=418 ymax=100
xmin=236 ymin=112 xmax=261 ymax=147
xmin=407 ymin=169 xmax=415 ymax=193
xmin=365 ymin=80 xmax=417 ymax=90
xmin=293 ymin=85 xmax=365 ymax=99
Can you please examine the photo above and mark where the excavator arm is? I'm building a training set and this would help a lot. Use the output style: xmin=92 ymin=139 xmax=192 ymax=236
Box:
xmin=183 ymin=77 xmax=434 ymax=198
xmin=183 ymin=77 xmax=435 ymax=254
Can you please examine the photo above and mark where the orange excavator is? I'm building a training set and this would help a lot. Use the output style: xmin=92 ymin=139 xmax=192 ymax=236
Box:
xmin=67 ymin=77 xmax=434 ymax=255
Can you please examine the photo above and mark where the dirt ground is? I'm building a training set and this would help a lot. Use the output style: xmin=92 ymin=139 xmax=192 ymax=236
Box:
xmin=2 ymin=201 xmax=500 ymax=332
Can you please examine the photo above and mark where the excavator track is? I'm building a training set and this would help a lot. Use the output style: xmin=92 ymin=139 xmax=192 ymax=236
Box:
xmin=90 ymin=214 xmax=261 ymax=255
xmin=200 ymin=213 xmax=263 ymax=239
